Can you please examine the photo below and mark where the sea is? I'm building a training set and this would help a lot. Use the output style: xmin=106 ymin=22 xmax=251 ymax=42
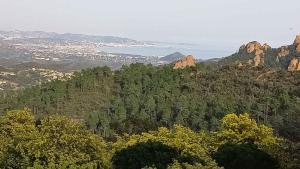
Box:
xmin=98 ymin=42 xmax=234 ymax=59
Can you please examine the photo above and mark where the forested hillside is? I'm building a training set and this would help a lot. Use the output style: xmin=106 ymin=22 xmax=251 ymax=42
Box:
xmin=0 ymin=63 xmax=299 ymax=142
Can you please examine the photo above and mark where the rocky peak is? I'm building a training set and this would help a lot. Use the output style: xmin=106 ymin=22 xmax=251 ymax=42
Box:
xmin=173 ymin=55 xmax=196 ymax=69
xmin=224 ymin=35 xmax=300 ymax=70
xmin=288 ymin=58 xmax=300 ymax=71
xmin=242 ymin=41 xmax=265 ymax=66
xmin=245 ymin=41 xmax=262 ymax=53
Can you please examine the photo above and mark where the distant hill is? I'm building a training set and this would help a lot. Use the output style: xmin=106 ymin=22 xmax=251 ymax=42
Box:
xmin=159 ymin=52 xmax=185 ymax=63
xmin=0 ymin=30 xmax=149 ymax=46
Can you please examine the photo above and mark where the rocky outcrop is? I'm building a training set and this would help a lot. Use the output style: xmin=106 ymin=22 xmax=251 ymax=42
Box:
xmin=243 ymin=42 xmax=265 ymax=66
xmin=294 ymin=35 xmax=300 ymax=53
xmin=245 ymin=41 xmax=262 ymax=53
xmin=278 ymin=46 xmax=290 ymax=57
xmin=253 ymin=51 xmax=264 ymax=66
xmin=173 ymin=55 xmax=196 ymax=69
xmin=220 ymin=35 xmax=300 ymax=71
xmin=288 ymin=58 xmax=300 ymax=71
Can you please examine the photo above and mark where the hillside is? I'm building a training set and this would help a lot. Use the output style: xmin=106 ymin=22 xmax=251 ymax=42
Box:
xmin=0 ymin=54 xmax=300 ymax=169
xmin=1 ymin=61 xmax=299 ymax=142
xmin=159 ymin=52 xmax=185 ymax=63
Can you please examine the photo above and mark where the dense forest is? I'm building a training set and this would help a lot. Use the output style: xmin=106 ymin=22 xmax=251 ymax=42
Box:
xmin=1 ymin=63 xmax=299 ymax=140
xmin=0 ymin=63 xmax=299 ymax=168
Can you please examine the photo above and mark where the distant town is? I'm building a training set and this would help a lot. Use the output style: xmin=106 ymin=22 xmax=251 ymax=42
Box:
xmin=0 ymin=30 xmax=182 ymax=90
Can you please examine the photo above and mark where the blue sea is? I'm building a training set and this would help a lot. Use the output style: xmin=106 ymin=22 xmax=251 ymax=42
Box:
xmin=98 ymin=42 xmax=234 ymax=59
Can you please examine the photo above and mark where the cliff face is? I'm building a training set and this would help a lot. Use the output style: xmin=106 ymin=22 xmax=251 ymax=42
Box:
xmin=173 ymin=55 xmax=196 ymax=69
xmin=294 ymin=35 xmax=300 ymax=53
xmin=288 ymin=58 xmax=300 ymax=71
xmin=287 ymin=36 xmax=300 ymax=71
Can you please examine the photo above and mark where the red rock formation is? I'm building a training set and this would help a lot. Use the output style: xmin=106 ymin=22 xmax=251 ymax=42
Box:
xmin=288 ymin=58 xmax=300 ymax=71
xmin=254 ymin=50 xmax=264 ymax=66
xmin=294 ymin=35 xmax=300 ymax=53
xmin=173 ymin=55 xmax=196 ymax=69
xmin=245 ymin=41 xmax=262 ymax=53
xmin=244 ymin=42 xmax=264 ymax=66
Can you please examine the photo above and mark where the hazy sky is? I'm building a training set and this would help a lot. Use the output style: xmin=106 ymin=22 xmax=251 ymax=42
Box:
xmin=0 ymin=0 xmax=299 ymax=50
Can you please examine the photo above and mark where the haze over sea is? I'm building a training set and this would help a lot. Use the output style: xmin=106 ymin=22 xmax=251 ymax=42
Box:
xmin=98 ymin=42 xmax=234 ymax=59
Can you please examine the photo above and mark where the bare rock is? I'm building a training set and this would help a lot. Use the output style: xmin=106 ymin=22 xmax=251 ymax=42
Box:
xmin=254 ymin=52 xmax=264 ymax=66
xmin=294 ymin=35 xmax=300 ymax=53
xmin=288 ymin=58 xmax=300 ymax=71
xmin=243 ymin=42 xmax=264 ymax=66
xmin=173 ymin=55 xmax=196 ymax=69
xmin=246 ymin=41 xmax=262 ymax=53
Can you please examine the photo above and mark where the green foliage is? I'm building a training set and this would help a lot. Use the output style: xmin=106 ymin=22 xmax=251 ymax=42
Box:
xmin=0 ymin=62 xmax=299 ymax=168
xmin=0 ymin=109 xmax=111 ymax=169
xmin=215 ymin=113 xmax=278 ymax=147
xmin=167 ymin=160 xmax=222 ymax=169
xmin=0 ymin=109 xmax=294 ymax=169
xmin=112 ymin=125 xmax=221 ymax=169
xmin=211 ymin=113 xmax=292 ymax=169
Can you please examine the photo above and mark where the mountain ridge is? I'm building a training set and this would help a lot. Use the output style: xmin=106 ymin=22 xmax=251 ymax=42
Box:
xmin=214 ymin=35 xmax=300 ymax=71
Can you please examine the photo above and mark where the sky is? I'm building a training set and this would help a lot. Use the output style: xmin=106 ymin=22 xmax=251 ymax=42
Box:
xmin=0 ymin=0 xmax=299 ymax=50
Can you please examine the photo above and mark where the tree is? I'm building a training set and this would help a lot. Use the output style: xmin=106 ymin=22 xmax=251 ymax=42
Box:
xmin=112 ymin=125 xmax=221 ymax=169
xmin=212 ymin=113 xmax=289 ymax=169
xmin=215 ymin=113 xmax=278 ymax=147
xmin=213 ymin=142 xmax=279 ymax=169
xmin=0 ymin=109 xmax=111 ymax=169
xmin=112 ymin=141 xmax=197 ymax=169
xmin=0 ymin=108 xmax=39 ymax=168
